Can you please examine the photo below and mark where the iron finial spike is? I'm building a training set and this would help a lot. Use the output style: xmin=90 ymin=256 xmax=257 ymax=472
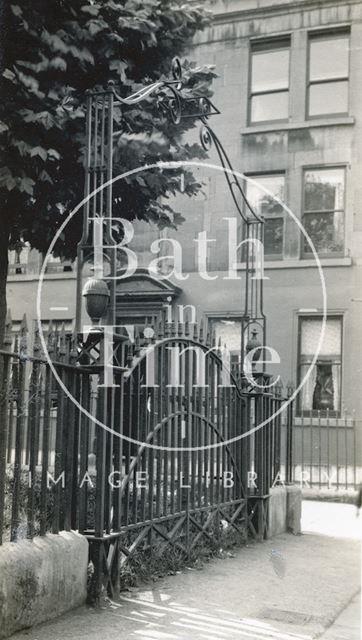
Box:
xmin=171 ymin=320 xmax=176 ymax=337
xmin=19 ymin=314 xmax=28 ymax=360
xmin=47 ymin=321 xmax=55 ymax=356
xmin=33 ymin=325 xmax=41 ymax=355
xmin=165 ymin=320 xmax=171 ymax=338
xmin=5 ymin=308 xmax=12 ymax=329
xmin=158 ymin=320 xmax=164 ymax=340
xmin=20 ymin=313 xmax=28 ymax=335
xmin=59 ymin=322 xmax=67 ymax=358
xmin=199 ymin=320 xmax=204 ymax=343
xmin=70 ymin=332 xmax=78 ymax=363
xmin=4 ymin=309 xmax=12 ymax=349
xmin=206 ymin=328 xmax=211 ymax=348
xmin=47 ymin=319 xmax=54 ymax=335
xmin=193 ymin=322 xmax=198 ymax=341
xmin=134 ymin=327 xmax=141 ymax=356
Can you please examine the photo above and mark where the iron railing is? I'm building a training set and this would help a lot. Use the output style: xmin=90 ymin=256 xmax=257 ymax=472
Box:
xmin=289 ymin=408 xmax=361 ymax=490
xmin=0 ymin=314 xmax=293 ymax=598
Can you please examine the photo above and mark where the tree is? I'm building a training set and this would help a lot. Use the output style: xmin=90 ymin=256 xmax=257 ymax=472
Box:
xmin=0 ymin=0 xmax=215 ymax=344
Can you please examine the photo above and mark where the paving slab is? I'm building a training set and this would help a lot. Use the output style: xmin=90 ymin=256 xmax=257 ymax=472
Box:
xmin=12 ymin=501 xmax=361 ymax=640
xmin=320 ymin=592 xmax=361 ymax=640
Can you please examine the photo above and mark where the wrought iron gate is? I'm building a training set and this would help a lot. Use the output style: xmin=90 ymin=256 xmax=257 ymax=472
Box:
xmin=82 ymin=319 xmax=249 ymax=598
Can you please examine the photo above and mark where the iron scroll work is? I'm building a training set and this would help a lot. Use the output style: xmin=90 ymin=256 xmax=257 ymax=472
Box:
xmin=116 ymin=56 xmax=266 ymax=356
xmin=73 ymin=58 xmax=282 ymax=599
xmin=76 ymin=56 xmax=266 ymax=360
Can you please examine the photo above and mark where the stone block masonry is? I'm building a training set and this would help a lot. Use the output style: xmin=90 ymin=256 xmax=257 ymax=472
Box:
xmin=0 ymin=532 xmax=88 ymax=638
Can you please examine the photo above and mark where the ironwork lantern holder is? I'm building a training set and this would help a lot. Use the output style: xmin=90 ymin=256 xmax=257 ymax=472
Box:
xmin=76 ymin=57 xmax=266 ymax=381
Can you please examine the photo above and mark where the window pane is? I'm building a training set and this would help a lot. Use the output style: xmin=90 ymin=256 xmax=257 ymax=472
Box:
xmin=264 ymin=218 xmax=284 ymax=255
xmin=211 ymin=319 xmax=241 ymax=353
xmin=301 ymin=318 xmax=341 ymax=356
xmin=304 ymin=168 xmax=344 ymax=212
xmin=308 ymin=80 xmax=348 ymax=117
xmin=299 ymin=317 xmax=342 ymax=412
xmin=303 ymin=211 xmax=344 ymax=254
xmin=300 ymin=363 xmax=340 ymax=411
xmin=247 ymin=175 xmax=285 ymax=216
xmin=246 ymin=175 xmax=285 ymax=255
xmin=310 ymin=35 xmax=349 ymax=81
xmin=250 ymin=91 xmax=288 ymax=122
xmin=251 ymin=48 xmax=289 ymax=92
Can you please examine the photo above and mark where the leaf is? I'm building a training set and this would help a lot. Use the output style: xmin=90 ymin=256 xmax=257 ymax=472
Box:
xmin=50 ymin=57 xmax=67 ymax=71
xmin=30 ymin=146 xmax=48 ymax=161
xmin=81 ymin=4 xmax=101 ymax=16
xmin=39 ymin=170 xmax=53 ymax=183
xmin=18 ymin=177 xmax=35 ymax=195
xmin=0 ymin=167 xmax=17 ymax=190
xmin=21 ymin=110 xmax=56 ymax=130
xmin=15 ymin=70 xmax=45 ymax=98
xmin=87 ymin=19 xmax=107 ymax=36
xmin=2 ymin=68 xmax=16 ymax=81
xmin=69 ymin=45 xmax=94 ymax=65
xmin=12 ymin=139 xmax=32 ymax=156
xmin=48 ymin=148 xmax=61 ymax=160
xmin=41 ymin=31 xmax=69 ymax=54
xmin=109 ymin=59 xmax=128 ymax=81
xmin=0 ymin=121 xmax=9 ymax=133
xmin=10 ymin=4 xmax=22 ymax=17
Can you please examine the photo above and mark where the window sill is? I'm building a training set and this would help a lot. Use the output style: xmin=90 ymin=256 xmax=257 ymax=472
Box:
xmin=241 ymin=116 xmax=355 ymax=136
xmin=7 ymin=272 xmax=76 ymax=282
xmin=294 ymin=416 xmax=354 ymax=428
xmin=236 ymin=257 xmax=352 ymax=270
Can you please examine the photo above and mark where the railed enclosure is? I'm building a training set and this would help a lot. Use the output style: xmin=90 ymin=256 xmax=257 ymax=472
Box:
xmin=0 ymin=311 xmax=293 ymax=598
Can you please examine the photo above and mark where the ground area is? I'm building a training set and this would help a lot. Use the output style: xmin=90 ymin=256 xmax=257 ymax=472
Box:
xmin=13 ymin=501 xmax=361 ymax=640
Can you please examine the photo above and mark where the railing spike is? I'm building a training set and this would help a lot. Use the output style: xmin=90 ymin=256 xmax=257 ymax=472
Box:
xmin=165 ymin=321 xmax=172 ymax=338
xmin=206 ymin=328 xmax=211 ymax=348
xmin=158 ymin=320 xmax=164 ymax=340
xmin=47 ymin=319 xmax=54 ymax=335
xmin=70 ymin=331 xmax=78 ymax=363
xmin=150 ymin=320 xmax=156 ymax=344
xmin=19 ymin=313 xmax=28 ymax=359
xmin=286 ymin=380 xmax=294 ymax=397
xmin=171 ymin=320 xmax=176 ymax=337
xmin=199 ymin=320 xmax=204 ymax=343
xmin=134 ymin=327 xmax=141 ymax=356
xmin=59 ymin=322 xmax=67 ymax=358
xmin=193 ymin=322 xmax=198 ymax=341
xmin=33 ymin=325 xmax=41 ymax=356
xmin=5 ymin=308 xmax=12 ymax=329
xmin=20 ymin=313 xmax=28 ymax=334
xmin=4 ymin=308 xmax=13 ymax=349
xmin=46 ymin=321 xmax=56 ymax=356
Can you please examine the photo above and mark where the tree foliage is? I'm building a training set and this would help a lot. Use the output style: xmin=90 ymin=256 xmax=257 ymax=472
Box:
xmin=1 ymin=0 xmax=215 ymax=258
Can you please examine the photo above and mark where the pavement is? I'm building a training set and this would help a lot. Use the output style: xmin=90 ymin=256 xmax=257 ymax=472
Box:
xmin=12 ymin=501 xmax=361 ymax=640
